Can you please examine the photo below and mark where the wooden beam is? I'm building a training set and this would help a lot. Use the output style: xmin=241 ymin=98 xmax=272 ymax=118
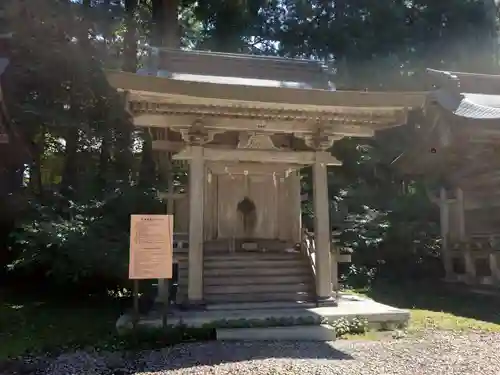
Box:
xmin=135 ymin=114 xmax=376 ymax=137
xmin=172 ymin=146 xmax=342 ymax=165
xmin=153 ymin=140 xmax=237 ymax=152
xmin=207 ymin=161 xmax=304 ymax=175
xmin=152 ymin=140 xmax=184 ymax=152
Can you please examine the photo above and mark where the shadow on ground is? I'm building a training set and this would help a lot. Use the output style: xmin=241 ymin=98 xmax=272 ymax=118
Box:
xmin=364 ymin=280 xmax=500 ymax=325
xmin=0 ymin=288 xmax=121 ymax=359
xmin=135 ymin=341 xmax=353 ymax=372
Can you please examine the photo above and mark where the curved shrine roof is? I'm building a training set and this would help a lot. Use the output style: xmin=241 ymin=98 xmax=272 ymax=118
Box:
xmin=107 ymin=49 xmax=427 ymax=139
xmin=428 ymin=69 xmax=500 ymax=120
xmin=107 ymin=70 xmax=425 ymax=122
xmin=433 ymin=90 xmax=500 ymax=120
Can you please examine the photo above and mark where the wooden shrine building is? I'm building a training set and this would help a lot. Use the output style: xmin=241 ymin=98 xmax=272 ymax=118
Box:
xmin=394 ymin=68 xmax=500 ymax=288
xmin=106 ymin=49 xmax=425 ymax=308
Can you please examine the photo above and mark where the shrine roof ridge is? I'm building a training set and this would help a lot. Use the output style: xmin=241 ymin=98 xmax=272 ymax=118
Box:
xmin=152 ymin=47 xmax=327 ymax=66
xmin=150 ymin=48 xmax=332 ymax=88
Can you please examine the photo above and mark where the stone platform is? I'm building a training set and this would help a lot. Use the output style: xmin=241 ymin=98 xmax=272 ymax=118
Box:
xmin=117 ymin=293 xmax=409 ymax=333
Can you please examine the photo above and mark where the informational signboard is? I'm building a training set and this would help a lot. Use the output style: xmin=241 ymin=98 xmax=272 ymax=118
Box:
xmin=129 ymin=214 xmax=173 ymax=280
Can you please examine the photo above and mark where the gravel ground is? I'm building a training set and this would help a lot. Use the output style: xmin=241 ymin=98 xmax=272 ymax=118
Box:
xmin=4 ymin=331 xmax=500 ymax=375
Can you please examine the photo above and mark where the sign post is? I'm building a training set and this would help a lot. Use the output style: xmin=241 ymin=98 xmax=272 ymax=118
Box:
xmin=129 ymin=214 xmax=173 ymax=329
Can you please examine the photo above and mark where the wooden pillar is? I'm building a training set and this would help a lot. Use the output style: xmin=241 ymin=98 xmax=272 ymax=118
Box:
xmin=331 ymin=254 xmax=338 ymax=294
xmin=456 ymin=188 xmax=474 ymax=282
xmin=456 ymin=188 xmax=466 ymax=241
xmin=489 ymin=252 xmax=500 ymax=282
xmin=157 ymin=153 xmax=175 ymax=303
xmin=439 ymin=188 xmax=453 ymax=280
xmin=313 ymin=152 xmax=335 ymax=305
xmin=187 ymin=145 xmax=204 ymax=305
xmin=291 ymin=171 xmax=302 ymax=244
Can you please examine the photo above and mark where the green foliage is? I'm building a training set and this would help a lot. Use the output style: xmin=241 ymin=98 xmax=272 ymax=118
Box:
xmin=327 ymin=137 xmax=443 ymax=285
xmin=330 ymin=317 xmax=369 ymax=337
xmin=7 ymin=187 xmax=165 ymax=289
xmin=341 ymin=265 xmax=378 ymax=290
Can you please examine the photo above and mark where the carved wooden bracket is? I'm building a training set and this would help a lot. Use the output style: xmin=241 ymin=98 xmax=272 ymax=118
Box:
xmin=237 ymin=132 xmax=280 ymax=150
xmin=177 ymin=118 xmax=219 ymax=145
xmin=296 ymin=125 xmax=342 ymax=151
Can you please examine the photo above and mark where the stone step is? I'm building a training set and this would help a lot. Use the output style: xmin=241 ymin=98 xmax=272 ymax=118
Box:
xmin=206 ymin=301 xmax=317 ymax=311
xmin=177 ymin=260 xmax=309 ymax=274
xmin=202 ymin=266 xmax=311 ymax=277
xmin=203 ymin=252 xmax=303 ymax=262
xmin=216 ymin=324 xmax=336 ymax=341
xmin=207 ymin=274 xmax=311 ymax=286
xmin=179 ymin=274 xmax=311 ymax=287
xmin=203 ymin=291 xmax=315 ymax=304
xmin=203 ymin=259 xmax=307 ymax=270
xmin=204 ymin=239 xmax=294 ymax=252
xmin=205 ymin=282 xmax=313 ymax=295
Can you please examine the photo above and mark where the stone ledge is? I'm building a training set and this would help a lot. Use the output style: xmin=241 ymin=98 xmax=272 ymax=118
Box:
xmin=216 ymin=324 xmax=336 ymax=341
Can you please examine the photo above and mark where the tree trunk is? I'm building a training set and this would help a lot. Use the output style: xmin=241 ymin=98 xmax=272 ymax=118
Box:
xmin=163 ymin=0 xmax=180 ymax=48
xmin=151 ymin=0 xmax=180 ymax=48
xmin=123 ymin=0 xmax=139 ymax=72
xmin=60 ymin=0 xmax=90 ymax=196
xmin=97 ymin=131 xmax=111 ymax=189
xmin=483 ymin=0 xmax=498 ymax=72
xmin=29 ymin=131 xmax=44 ymax=198
xmin=115 ymin=0 xmax=139 ymax=184
xmin=138 ymin=0 xmax=180 ymax=189
xmin=151 ymin=0 xmax=164 ymax=47
xmin=61 ymin=127 xmax=79 ymax=196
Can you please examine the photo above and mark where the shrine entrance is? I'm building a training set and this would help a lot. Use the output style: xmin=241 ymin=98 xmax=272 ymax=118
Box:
xmin=216 ymin=173 xmax=277 ymax=240
xmin=206 ymin=163 xmax=302 ymax=243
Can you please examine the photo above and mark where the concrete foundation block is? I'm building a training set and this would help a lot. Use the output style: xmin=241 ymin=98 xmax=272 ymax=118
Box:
xmin=216 ymin=324 xmax=336 ymax=341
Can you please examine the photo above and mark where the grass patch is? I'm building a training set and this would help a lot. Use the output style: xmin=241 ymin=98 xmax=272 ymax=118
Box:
xmin=409 ymin=309 xmax=500 ymax=332
xmin=0 ymin=288 xmax=218 ymax=360
xmin=0 ymin=289 xmax=121 ymax=359
xmin=354 ymin=281 xmax=500 ymax=334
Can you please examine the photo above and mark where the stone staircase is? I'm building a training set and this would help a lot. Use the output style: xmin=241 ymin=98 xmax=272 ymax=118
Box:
xmin=176 ymin=242 xmax=316 ymax=309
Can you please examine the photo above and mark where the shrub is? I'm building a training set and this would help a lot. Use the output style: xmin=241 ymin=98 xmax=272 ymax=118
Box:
xmin=341 ymin=264 xmax=378 ymax=289
xmin=330 ymin=317 xmax=369 ymax=337
xmin=6 ymin=187 xmax=165 ymax=292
